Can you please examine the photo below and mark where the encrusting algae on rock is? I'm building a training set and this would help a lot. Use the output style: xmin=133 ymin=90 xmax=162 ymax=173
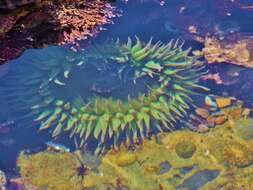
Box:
xmin=17 ymin=151 xmax=84 ymax=190
xmin=16 ymin=104 xmax=253 ymax=190
xmin=203 ymin=34 xmax=253 ymax=68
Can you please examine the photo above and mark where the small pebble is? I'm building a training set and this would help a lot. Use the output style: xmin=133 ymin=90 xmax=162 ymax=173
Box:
xmin=242 ymin=108 xmax=251 ymax=117
xmin=205 ymin=96 xmax=217 ymax=108
xmin=207 ymin=116 xmax=216 ymax=127
xmin=214 ymin=115 xmax=227 ymax=125
xmin=179 ymin=165 xmax=198 ymax=175
xmin=215 ymin=98 xmax=232 ymax=108
xmin=116 ymin=152 xmax=137 ymax=167
xmin=229 ymin=107 xmax=242 ymax=120
xmin=195 ymin=108 xmax=209 ymax=119
xmin=196 ymin=124 xmax=210 ymax=133
xmin=157 ymin=161 xmax=171 ymax=175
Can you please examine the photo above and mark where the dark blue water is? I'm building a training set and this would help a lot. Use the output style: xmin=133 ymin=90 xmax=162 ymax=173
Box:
xmin=0 ymin=0 xmax=253 ymax=178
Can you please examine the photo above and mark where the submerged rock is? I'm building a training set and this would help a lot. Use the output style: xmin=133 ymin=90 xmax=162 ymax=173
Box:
xmin=177 ymin=170 xmax=219 ymax=190
xmin=175 ymin=141 xmax=197 ymax=159
xmin=8 ymin=178 xmax=37 ymax=190
xmin=115 ymin=152 xmax=138 ymax=167
xmin=0 ymin=0 xmax=119 ymax=64
xmin=0 ymin=170 xmax=7 ymax=190
xmin=233 ymin=118 xmax=253 ymax=140
xmin=195 ymin=108 xmax=210 ymax=119
xmin=157 ymin=161 xmax=171 ymax=175
xmin=215 ymin=97 xmax=232 ymax=108
xmin=214 ymin=115 xmax=227 ymax=125
xmin=203 ymin=34 xmax=253 ymax=68
xmin=17 ymin=151 xmax=84 ymax=190
xmin=179 ymin=165 xmax=198 ymax=175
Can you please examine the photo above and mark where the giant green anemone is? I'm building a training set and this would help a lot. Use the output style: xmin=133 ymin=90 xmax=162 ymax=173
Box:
xmin=2 ymin=37 xmax=208 ymax=151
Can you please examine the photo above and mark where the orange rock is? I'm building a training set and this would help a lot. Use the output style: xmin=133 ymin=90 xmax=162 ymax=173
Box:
xmin=242 ymin=108 xmax=251 ymax=117
xmin=196 ymin=124 xmax=210 ymax=133
xmin=215 ymin=98 xmax=232 ymax=108
xmin=203 ymin=35 xmax=253 ymax=68
xmin=195 ymin=108 xmax=209 ymax=119
xmin=214 ymin=115 xmax=227 ymax=125
xmin=229 ymin=107 xmax=242 ymax=120
xmin=207 ymin=116 xmax=216 ymax=127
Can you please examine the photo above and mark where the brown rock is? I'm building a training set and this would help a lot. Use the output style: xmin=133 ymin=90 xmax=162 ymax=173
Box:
xmin=195 ymin=108 xmax=210 ymax=119
xmin=9 ymin=178 xmax=37 ymax=190
xmin=207 ymin=116 xmax=216 ymax=127
xmin=214 ymin=115 xmax=227 ymax=125
xmin=196 ymin=124 xmax=210 ymax=133
xmin=229 ymin=107 xmax=242 ymax=120
xmin=215 ymin=98 xmax=232 ymax=108
xmin=203 ymin=34 xmax=253 ymax=68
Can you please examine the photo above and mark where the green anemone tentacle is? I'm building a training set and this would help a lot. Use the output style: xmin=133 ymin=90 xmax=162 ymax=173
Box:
xmin=3 ymin=37 xmax=208 ymax=150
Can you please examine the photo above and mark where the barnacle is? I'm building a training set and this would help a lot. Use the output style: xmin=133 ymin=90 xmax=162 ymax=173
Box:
xmin=2 ymin=37 xmax=208 ymax=151
xmin=51 ymin=0 xmax=118 ymax=44
xmin=223 ymin=142 xmax=253 ymax=168
xmin=210 ymin=136 xmax=253 ymax=168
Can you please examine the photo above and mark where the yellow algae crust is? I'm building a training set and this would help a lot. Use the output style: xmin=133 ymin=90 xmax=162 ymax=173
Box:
xmin=82 ymin=118 xmax=253 ymax=190
xmin=17 ymin=116 xmax=253 ymax=190
xmin=17 ymin=151 xmax=83 ymax=190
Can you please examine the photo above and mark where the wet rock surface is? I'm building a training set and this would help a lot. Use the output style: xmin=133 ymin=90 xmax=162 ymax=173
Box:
xmin=0 ymin=170 xmax=7 ymax=190
xmin=203 ymin=34 xmax=253 ymax=68
xmin=0 ymin=0 xmax=41 ymax=10
xmin=177 ymin=170 xmax=220 ymax=190
xmin=0 ymin=0 xmax=119 ymax=65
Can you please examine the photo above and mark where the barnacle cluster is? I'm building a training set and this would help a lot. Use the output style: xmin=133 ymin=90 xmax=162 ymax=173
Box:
xmin=49 ymin=0 xmax=118 ymax=44
xmin=2 ymin=37 xmax=207 ymax=150
xmin=223 ymin=142 xmax=253 ymax=167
